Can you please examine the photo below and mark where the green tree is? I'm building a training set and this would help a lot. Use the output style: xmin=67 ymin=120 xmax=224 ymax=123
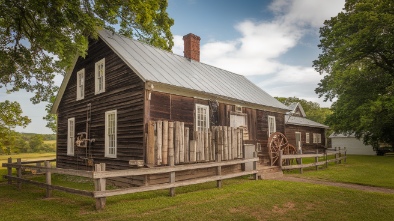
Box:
xmin=0 ymin=0 xmax=174 ymax=104
xmin=43 ymin=96 xmax=57 ymax=133
xmin=15 ymin=135 xmax=30 ymax=153
xmin=0 ymin=100 xmax=31 ymax=154
xmin=275 ymin=97 xmax=332 ymax=125
xmin=29 ymin=134 xmax=44 ymax=153
xmin=313 ymin=0 xmax=394 ymax=146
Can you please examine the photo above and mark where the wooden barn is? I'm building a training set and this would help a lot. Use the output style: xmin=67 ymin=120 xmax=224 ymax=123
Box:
xmin=51 ymin=30 xmax=290 ymax=183
xmin=284 ymin=103 xmax=329 ymax=153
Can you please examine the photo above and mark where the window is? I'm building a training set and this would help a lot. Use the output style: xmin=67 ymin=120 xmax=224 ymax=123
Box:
xmin=67 ymin=118 xmax=75 ymax=156
xmin=195 ymin=104 xmax=209 ymax=131
xmin=306 ymin=133 xmax=310 ymax=143
xmin=268 ymin=116 xmax=276 ymax=135
xmin=76 ymin=69 xmax=85 ymax=100
xmin=230 ymin=113 xmax=248 ymax=140
xmin=230 ymin=114 xmax=246 ymax=128
xmin=295 ymin=132 xmax=301 ymax=149
xmin=95 ymin=58 xmax=105 ymax=94
xmin=313 ymin=133 xmax=322 ymax=143
xmin=105 ymin=110 xmax=117 ymax=158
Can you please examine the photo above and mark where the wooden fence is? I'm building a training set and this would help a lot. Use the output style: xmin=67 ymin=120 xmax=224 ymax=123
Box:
xmin=3 ymin=151 xmax=258 ymax=210
xmin=279 ymin=147 xmax=347 ymax=173
xmin=147 ymin=121 xmax=244 ymax=166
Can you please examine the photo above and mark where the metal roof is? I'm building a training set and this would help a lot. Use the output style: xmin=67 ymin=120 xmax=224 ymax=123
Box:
xmin=329 ymin=133 xmax=356 ymax=138
xmin=99 ymin=29 xmax=289 ymax=111
xmin=287 ymin=102 xmax=306 ymax=117
xmin=285 ymin=115 xmax=329 ymax=129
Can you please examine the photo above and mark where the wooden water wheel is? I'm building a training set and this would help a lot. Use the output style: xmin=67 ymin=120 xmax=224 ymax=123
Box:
xmin=283 ymin=144 xmax=297 ymax=166
xmin=268 ymin=132 xmax=297 ymax=166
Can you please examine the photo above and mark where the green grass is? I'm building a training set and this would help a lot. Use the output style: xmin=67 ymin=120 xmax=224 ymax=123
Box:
xmin=0 ymin=152 xmax=56 ymax=164
xmin=0 ymin=152 xmax=56 ymax=182
xmin=43 ymin=140 xmax=56 ymax=145
xmin=284 ymin=155 xmax=394 ymax=189
xmin=0 ymin=154 xmax=393 ymax=220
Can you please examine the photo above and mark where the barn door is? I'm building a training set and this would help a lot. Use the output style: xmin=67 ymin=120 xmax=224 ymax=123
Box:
xmin=295 ymin=132 xmax=302 ymax=152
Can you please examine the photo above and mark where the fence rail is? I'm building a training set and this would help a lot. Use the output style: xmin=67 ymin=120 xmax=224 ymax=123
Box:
xmin=2 ymin=150 xmax=258 ymax=210
xmin=279 ymin=147 xmax=347 ymax=173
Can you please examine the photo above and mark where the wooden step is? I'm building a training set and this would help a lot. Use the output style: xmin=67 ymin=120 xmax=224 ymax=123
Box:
xmin=257 ymin=165 xmax=283 ymax=180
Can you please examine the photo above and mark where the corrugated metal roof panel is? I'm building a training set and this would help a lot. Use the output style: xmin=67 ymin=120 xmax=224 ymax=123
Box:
xmin=285 ymin=115 xmax=329 ymax=128
xmin=99 ymin=30 xmax=289 ymax=110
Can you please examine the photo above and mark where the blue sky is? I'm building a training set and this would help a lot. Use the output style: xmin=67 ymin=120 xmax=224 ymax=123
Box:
xmin=1 ymin=0 xmax=345 ymax=134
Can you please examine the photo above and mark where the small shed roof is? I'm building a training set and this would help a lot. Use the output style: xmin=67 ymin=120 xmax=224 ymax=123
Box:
xmin=287 ymin=102 xmax=306 ymax=117
xmin=329 ymin=133 xmax=356 ymax=138
xmin=285 ymin=115 xmax=329 ymax=129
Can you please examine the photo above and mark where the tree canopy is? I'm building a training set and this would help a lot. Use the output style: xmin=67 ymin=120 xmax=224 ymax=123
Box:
xmin=0 ymin=100 xmax=31 ymax=153
xmin=313 ymin=0 xmax=394 ymax=146
xmin=0 ymin=0 xmax=174 ymax=103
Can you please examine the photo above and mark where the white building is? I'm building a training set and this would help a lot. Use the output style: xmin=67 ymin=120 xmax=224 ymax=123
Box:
xmin=329 ymin=133 xmax=376 ymax=155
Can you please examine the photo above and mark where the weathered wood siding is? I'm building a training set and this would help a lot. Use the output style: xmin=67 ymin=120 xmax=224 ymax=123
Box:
xmin=57 ymin=38 xmax=145 ymax=170
xmin=285 ymin=125 xmax=326 ymax=152
xmin=149 ymin=91 xmax=285 ymax=155
xmin=256 ymin=110 xmax=285 ymax=154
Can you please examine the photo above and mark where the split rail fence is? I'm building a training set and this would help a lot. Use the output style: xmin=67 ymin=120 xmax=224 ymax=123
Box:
xmin=279 ymin=147 xmax=347 ymax=173
xmin=3 ymin=151 xmax=258 ymax=210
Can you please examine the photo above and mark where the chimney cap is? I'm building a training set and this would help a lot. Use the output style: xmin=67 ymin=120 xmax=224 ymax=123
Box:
xmin=183 ymin=33 xmax=201 ymax=41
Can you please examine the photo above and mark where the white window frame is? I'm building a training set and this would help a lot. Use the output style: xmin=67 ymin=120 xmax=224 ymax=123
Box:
xmin=268 ymin=116 xmax=276 ymax=135
xmin=313 ymin=133 xmax=321 ymax=143
xmin=230 ymin=114 xmax=247 ymax=128
xmin=230 ymin=113 xmax=248 ymax=140
xmin=76 ymin=69 xmax=85 ymax=100
xmin=95 ymin=58 xmax=106 ymax=94
xmin=306 ymin=133 xmax=310 ymax=144
xmin=195 ymin=104 xmax=209 ymax=131
xmin=67 ymin=118 xmax=75 ymax=156
xmin=295 ymin=132 xmax=302 ymax=150
xmin=105 ymin=110 xmax=117 ymax=158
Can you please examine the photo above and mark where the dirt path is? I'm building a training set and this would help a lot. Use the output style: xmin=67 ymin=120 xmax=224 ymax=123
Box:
xmin=275 ymin=176 xmax=394 ymax=194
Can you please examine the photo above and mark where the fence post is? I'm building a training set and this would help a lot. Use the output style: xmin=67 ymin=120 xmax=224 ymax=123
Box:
xmin=45 ymin=161 xmax=52 ymax=198
xmin=216 ymin=153 xmax=222 ymax=188
xmin=315 ymin=149 xmax=319 ymax=171
xmin=17 ymin=158 xmax=22 ymax=189
xmin=344 ymin=147 xmax=347 ymax=163
xmin=325 ymin=149 xmax=328 ymax=168
xmin=7 ymin=157 xmax=12 ymax=185
xmin=339 ymin=147 xmax=342 ymax=164
xmin=298 ymin=149 xmax=303 ymax=174
xmin=279 ymin=150 xmax=283 ymax=169
xmin=94 ymin=163 xmax=106 ymax=210
xmin=252 ymin=152 xmax=258 ymax=180
xmin=335 ymin=147 xmax=338 ymax=164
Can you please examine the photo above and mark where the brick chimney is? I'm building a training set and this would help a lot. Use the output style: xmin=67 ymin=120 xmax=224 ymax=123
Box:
xmin=183 ymin=33 xmax=201 ymax=62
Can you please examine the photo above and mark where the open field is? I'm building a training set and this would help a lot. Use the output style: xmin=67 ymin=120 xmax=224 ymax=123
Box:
xmin=43 ymin=140 xmax=56 ymax=145
xmin=0 ymin=154 xmax=393 ymax=221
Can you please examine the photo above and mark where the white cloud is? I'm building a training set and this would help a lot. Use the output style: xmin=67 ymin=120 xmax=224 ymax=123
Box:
xmin=269 ymin=0 xmax=344 ymax=28
xmin=172 ymin=35 xmax=184 ymax=56
xmin=172 ymin=0 xmax=344 ymax=107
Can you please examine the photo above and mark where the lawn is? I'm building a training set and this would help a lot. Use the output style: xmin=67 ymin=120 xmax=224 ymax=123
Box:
xmin=285 ymin=155 xmax=394 ymax=189
xmin=0 ymin=154 xmax=393 ymax=221
xmin=0 ymin=152 xmax=55 ymax=182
